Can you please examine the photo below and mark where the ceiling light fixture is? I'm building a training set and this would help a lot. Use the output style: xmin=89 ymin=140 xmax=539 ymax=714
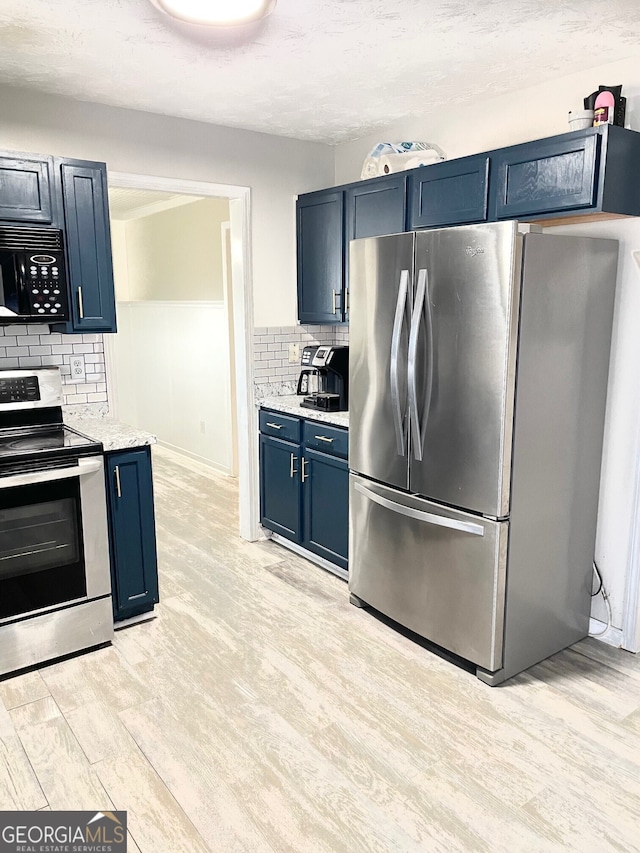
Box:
xmin=151 ymin=0 xmax=277 ymax=26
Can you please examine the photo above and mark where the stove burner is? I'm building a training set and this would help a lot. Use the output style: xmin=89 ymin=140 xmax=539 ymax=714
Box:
xmin=0 ymin=426 xmax=102 ymax=466
xmin=0 ymin=432 xmax=65 ymax=453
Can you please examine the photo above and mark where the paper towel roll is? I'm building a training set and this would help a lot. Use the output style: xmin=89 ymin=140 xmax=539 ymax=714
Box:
xmin=360 ymin=157 xmax=381 ymax=180
xmin=377 ymin=152 xmax=441 ymax=174
xmin=403 ymin=154 xmax=444 ymax=170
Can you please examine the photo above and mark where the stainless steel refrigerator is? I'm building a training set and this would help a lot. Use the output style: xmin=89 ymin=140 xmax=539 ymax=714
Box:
xmin=348 ymin=221 xmax=618 ymax=684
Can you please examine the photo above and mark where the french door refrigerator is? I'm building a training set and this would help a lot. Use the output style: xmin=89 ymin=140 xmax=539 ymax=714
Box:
xmin=348 ymin=221 xmax=618 ymax=684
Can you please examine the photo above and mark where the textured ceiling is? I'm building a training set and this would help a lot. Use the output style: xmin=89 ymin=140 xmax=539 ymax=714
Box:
xmin=1 ymin=0 xmax=640 ymax=144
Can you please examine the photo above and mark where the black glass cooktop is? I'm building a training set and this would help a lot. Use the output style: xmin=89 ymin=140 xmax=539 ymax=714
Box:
xmin=0 ymin=424 xmax=102 ymax=464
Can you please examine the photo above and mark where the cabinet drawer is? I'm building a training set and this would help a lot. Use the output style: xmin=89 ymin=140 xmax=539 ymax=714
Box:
xmin=303 ymin=421 xmax=349 ymax=458
xmin=260 ymin=409 xmax=301 ymax=443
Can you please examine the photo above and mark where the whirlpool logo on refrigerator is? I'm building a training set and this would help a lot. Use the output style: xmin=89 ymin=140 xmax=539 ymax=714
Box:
xmin=465 ymin=246 xmax=485 ymax=257
xmin=0 ymin=811 xmax=127 ymax=852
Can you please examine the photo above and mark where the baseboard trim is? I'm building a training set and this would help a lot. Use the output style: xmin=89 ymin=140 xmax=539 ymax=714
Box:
xmin=269 ymin=532 xmax=348 ymax=582
xmin=588 ymin=618 xmax=624 ymax=648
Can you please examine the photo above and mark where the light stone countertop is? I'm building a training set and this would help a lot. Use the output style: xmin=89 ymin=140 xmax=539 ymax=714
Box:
xmin=64 ymin=412 xmax=157 ymax=452
xmin=259 ymin=395 xmax=349 ymax=429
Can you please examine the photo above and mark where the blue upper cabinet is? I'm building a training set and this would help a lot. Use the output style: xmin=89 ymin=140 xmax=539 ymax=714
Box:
xmin=345 ymin=174 xmax=407 ymax=241
xmin=490 ymin=125 xmax=640 ymax=221
xmin=0 ymin=153 xmax=53 ymax=223
xmin=407 ymin=155 xmax=490 ymax=229
xmin=345 ymin=175 xmax=407 ymax=320
xmin=493 ymin=132 xmax=599 ymax=219
xmin=54 ymin=159 xmax=117 ymax=333
xmin=296 ymin=126 xmax=640 ymax=324
xmin=298 ymin=176 xmax=408 ymax=324
xmin=297 ymin=189 xmax=345 ymax=324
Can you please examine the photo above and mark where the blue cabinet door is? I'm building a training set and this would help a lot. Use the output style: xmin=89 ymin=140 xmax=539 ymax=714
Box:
xmin=345 ymin=175 xmax=407 ymax=320
xmin=345 ymin=174 xmax=407 ymax=241
xmin=0 ymin=153 xmax=53 ymax=223
xmin=55 ymin=160 xmax=117 ymax=333
xmin=106 ymin=447 xmax=159 ymax=621
xmin=407 ymin=155 xmax=490 ymax=228
xmin=493 ymin=132 xmax=600 ymax=218
xmin=297 ymin=189 xmax=344 ymax=323
xmin=302 ymin=447 xmax=349 ymax=570
xmin=260 ymin=434 xmax=302 ymax=542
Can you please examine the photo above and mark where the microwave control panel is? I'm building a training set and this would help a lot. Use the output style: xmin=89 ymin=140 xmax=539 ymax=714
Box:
xmin=21 ymin=252 xmax=69 ymax=318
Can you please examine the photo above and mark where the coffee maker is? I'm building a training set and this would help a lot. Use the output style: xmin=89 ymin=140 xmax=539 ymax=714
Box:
xmin=296 ymin=345 xmax=349 ymax=412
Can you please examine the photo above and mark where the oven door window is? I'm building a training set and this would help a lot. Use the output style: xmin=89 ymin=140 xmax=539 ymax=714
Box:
xmin=0 ymin=477 xmax=86 ymax=621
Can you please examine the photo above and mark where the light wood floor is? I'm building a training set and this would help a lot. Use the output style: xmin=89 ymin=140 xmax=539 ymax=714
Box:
xmin=2 ymin=448 xmax=640 ymax=852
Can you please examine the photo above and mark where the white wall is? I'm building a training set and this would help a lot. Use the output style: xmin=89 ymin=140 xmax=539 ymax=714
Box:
xmin=0 ymin=84 xmax=335 ymax=327
xmin=108 ymin=197 xmax=235 ymax=471
xmin=122 ymin=198 xmax=230 ymax=301
xmin=335 ymin=54 xmax=640 ymax=184
xmin=110 ymin=220 xmax=130 ymax=301
xmin=334 ymin=52 xmax=640 ymax=636
xmin=109 ymin=302 xmax=234 ymax=474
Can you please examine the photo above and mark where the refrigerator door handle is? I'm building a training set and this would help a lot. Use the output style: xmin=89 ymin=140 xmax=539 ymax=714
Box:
xmin=354 ymin=481 xmax=485 ymax=536
xmin=408 ymin=268 xmax=430 ymax=461
xmin=390 ymin=269 xmax=410 ymax=456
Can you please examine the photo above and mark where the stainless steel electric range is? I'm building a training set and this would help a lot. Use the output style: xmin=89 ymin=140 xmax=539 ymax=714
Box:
xmin=0 ymin=367 xmax=113 ymax=677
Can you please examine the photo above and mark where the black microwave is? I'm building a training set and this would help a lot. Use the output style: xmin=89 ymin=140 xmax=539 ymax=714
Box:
xmin=0 ymin=225 xmax=69 ymax=322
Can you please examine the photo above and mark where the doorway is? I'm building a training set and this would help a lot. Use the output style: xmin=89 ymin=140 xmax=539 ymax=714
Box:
xmin=105 ymin=172 xmax=259 ymax=541
xmin=106 ymin=189 xmax=235 ymax=475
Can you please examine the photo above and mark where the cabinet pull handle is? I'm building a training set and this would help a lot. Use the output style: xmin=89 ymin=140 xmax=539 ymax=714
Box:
xmin=290 ymin=453 xmax=298 ymax=478
xmin=114 ymin=465 xmax=122 ymax=498
xmin=78 ymin=286 xmax=84 ymax=319
xmin=345 ymin=289 xmax=350 ymax=313
xmin=314 ymin=435 xmax=334 ymax=443
xmin=266 ymin=422 xmax=283 ymax=429
xmin=301 ymin=457 xmax=309 ymax=482
xmin=332 ymin=289 xmax=337 ymax=314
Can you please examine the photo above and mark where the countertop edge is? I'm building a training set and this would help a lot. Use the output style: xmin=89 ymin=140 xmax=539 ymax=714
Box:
xmin=64 ymin=414 xmax=158 ymax=453
xmin=258 ymin=396 xmax=349 ymax=429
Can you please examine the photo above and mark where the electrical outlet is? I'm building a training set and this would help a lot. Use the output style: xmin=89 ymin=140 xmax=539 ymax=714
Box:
xmin=70 ymin=355 xmax=86 ymax=382
xmin=288 ymin=343 xmax=300 ymax=363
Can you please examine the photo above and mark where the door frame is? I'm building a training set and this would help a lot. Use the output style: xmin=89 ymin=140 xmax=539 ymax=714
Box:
xmin=106 ymin=171 xmax=260 ymax=542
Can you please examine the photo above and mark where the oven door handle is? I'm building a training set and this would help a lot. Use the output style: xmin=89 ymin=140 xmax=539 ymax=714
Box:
xmin=0 ymin=456 xmax=103 ymax=490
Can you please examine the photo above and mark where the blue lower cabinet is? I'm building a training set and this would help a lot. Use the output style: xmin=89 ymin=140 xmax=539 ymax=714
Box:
xmin=301 ymin=448 xmax=349 ymax=571
xmin=259 ymin=412 xmax=349 ymax=573
xmin=259 ymin=433 xmax=302 ymax=542
xmin=105 ymin=446 xmax=159 ymax=621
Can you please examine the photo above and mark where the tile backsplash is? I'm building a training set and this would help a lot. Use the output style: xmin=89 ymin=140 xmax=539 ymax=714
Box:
xmin=253 ymin=324 xmax=350 ymax=398
xmin=0 ymin=321 xmax=347 ymax=408
xmin=0 ymin=325 xmax=108 ymax=408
